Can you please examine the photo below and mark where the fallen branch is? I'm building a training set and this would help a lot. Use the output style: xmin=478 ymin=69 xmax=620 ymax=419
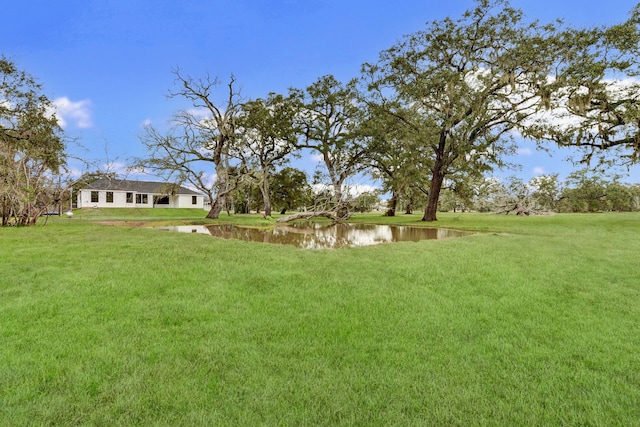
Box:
xmin=276 ymin=211 xmax=343 ymax=223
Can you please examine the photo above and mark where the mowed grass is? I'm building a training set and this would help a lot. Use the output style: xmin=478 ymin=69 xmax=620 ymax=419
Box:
xmin=1 ymin=211 xmax=639 ymax=425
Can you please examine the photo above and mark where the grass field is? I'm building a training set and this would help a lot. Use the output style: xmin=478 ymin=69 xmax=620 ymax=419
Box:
xmin=1 ymin=210 xmax=639 ymax=425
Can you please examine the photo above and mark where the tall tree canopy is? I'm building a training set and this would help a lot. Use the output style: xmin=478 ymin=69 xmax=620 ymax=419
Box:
xmin=363 ymin=0 xmax=560 ymax=221
xmin=0 ymin=56 xmax=65 ymax=226
xmin=525 ymin=5 xmax=640 ymax=166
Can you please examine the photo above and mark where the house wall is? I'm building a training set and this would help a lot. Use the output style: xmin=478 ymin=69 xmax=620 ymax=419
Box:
xmin=78 ymin=189 xmax=150 ymax=208
xmin=77 ymin=189 xmax=204 ymax=209
xmin=175 ymin=194 xmax=205 ymax=208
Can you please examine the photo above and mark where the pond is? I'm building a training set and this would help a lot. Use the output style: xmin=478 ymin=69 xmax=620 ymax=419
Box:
xmin=156 ymin=221 xmax=471 ymax=249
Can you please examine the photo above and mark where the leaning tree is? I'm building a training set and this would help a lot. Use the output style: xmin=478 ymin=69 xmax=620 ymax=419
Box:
xmin=138 ymin=71 xmax=243 ymax=219
xmin=362 ymin=0 xmax=562 ymax=221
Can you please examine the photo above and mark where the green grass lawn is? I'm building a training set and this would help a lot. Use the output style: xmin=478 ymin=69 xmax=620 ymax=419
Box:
xmin=1 ymin=210 xmax=639 ymax=425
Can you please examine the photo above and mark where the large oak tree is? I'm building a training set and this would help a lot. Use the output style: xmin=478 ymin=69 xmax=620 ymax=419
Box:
xmin=363 ymin=0 xmax=560 ymax=221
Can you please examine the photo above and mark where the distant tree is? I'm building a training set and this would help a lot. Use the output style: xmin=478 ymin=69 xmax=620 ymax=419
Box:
xmin=0 ymin=57 xmax=65 ymax=226
xmin=558 ymin=170 xmax=609 ymax=212
xmin=237 ymin=93 xmax=299 ymax=217
xmin=231 ymin=176 xmax=261 ymax=214
xmin=270 ymin=167 xmax=311 ymax=214
xmin=137 ymin=71 xmax=242 ymax=219
xmin=530 ymin=174 xmax=562 ymax=212
xmin=362 ymin=101 xmax=429 ymax=216
xmin=437 ymin=179 xmax=476 ymax=213
xmin=290 ymin=75 xmax=368 ymax=220
xmin=350 ymin=190 xmax=381 ymax=213
xmin=605 ymin=181 xmax=635 ymax=211
xmin=435 ymin=188 xmax=456 ymax=212
xmin=363 ymin=0 xmax=561 ymax=221
xmin=630 ymin=184 xmax=640 ymax=210
xmin=401 ymin=186 xmax=427 ymax=215
xmin=471 ymin=174 xmax=561 ymax=215
xmin=554 ymin=170 xmax=640 ymax=212
xmin=471 ymin=177 xmax=507 ymax=212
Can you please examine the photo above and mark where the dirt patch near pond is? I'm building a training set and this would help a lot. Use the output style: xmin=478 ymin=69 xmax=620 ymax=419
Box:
xmin=99 ymin=221 xmax=149 ymax=227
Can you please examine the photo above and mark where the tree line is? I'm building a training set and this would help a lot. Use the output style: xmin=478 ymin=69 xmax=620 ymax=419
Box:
xmin=438 ymin=170 xmax=640 ymax=215
xmin=137 ymin=0 xmax=640 ymax=222
xmin=236 ymin=167 xmax=640 ymax=216
xmin=3 ymin=0 xmax=640 ymax=225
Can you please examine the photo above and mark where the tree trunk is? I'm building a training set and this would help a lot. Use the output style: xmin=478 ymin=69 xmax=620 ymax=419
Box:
xmin=244 ymin=192 xmax=251 ymax=214
xmin=422 ymin=163 xmax=445 ymax=222
xmin=207 ymin=170 xmax=231 ymax=219
xmin=384 ymin=190 xmax=398 ymax=217
xmin=405 ymin=198 xmax=413 ymax=215
xmin=422 ymin=131 xmax=448 ymax=222
xmin=261 ymin=174 xmax=272 ymax=217
xmin=206 ymin=198 xmax=224 ymax=219
xmin=333 ymin=181 xmax=350 ymax=219
xmin=1 ymin=197 xmax=8 ymax=226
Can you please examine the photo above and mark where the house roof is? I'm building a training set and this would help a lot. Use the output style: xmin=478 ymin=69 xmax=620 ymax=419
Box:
xmin=81 ymin=178 xmax=202 ymax=195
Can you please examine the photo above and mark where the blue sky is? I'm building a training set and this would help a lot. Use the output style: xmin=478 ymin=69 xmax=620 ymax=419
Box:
xmin=3 ymin=0 xmax=640 ymax=186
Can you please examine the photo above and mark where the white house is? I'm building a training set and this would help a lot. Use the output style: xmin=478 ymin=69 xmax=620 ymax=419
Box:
xmin=76 ymin=178 xmax=205 ymax=209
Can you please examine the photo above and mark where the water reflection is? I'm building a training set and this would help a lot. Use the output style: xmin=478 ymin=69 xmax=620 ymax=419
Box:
xmin=156 ymin=222 xmax=470 ymax=249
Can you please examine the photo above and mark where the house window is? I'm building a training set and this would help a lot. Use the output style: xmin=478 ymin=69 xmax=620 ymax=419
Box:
xmin=192 ymin=196 xmax=197 ymax=205
xmin=154 ymin=195 xmax=169 ymax=205
xmin=136 ymin=193 xmax=148 ymax=204
xmin=126 ymin=192 xmax=133 ymax=203
xmin=106 ymin=192 xmax=114 ymax=203
xmin=91 ymin=191 xmax=99 ymax=203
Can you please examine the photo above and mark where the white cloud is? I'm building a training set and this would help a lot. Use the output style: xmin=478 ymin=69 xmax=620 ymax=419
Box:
xmin=202 ymin=172 xmax=217 ymax=189
xmin=532 ymin=167 xmax=546 ymax=176
xmin=102 ymin=161 xmax=130 ymax=176
xmin=141 ymin=119 xmax=152 ymax=128
xmin=66 ymin=168 xmax=84 ymax=179
xmin=311 ymin=183 xmax=331 ymax=194
xmin=197 ymin=146 xmax=214 ymax=157
xmin=310 ymin=153 xmax=323 ymax=163
xmin=517 ymin=147 xmax=533 ymax=156
xmin=52 ymin=97 xmax=93 ymax=129
xmin=345 ymin=184 xmax=379 ymax=197
xmin=186 ymin=108 xmax=212 ymax=120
